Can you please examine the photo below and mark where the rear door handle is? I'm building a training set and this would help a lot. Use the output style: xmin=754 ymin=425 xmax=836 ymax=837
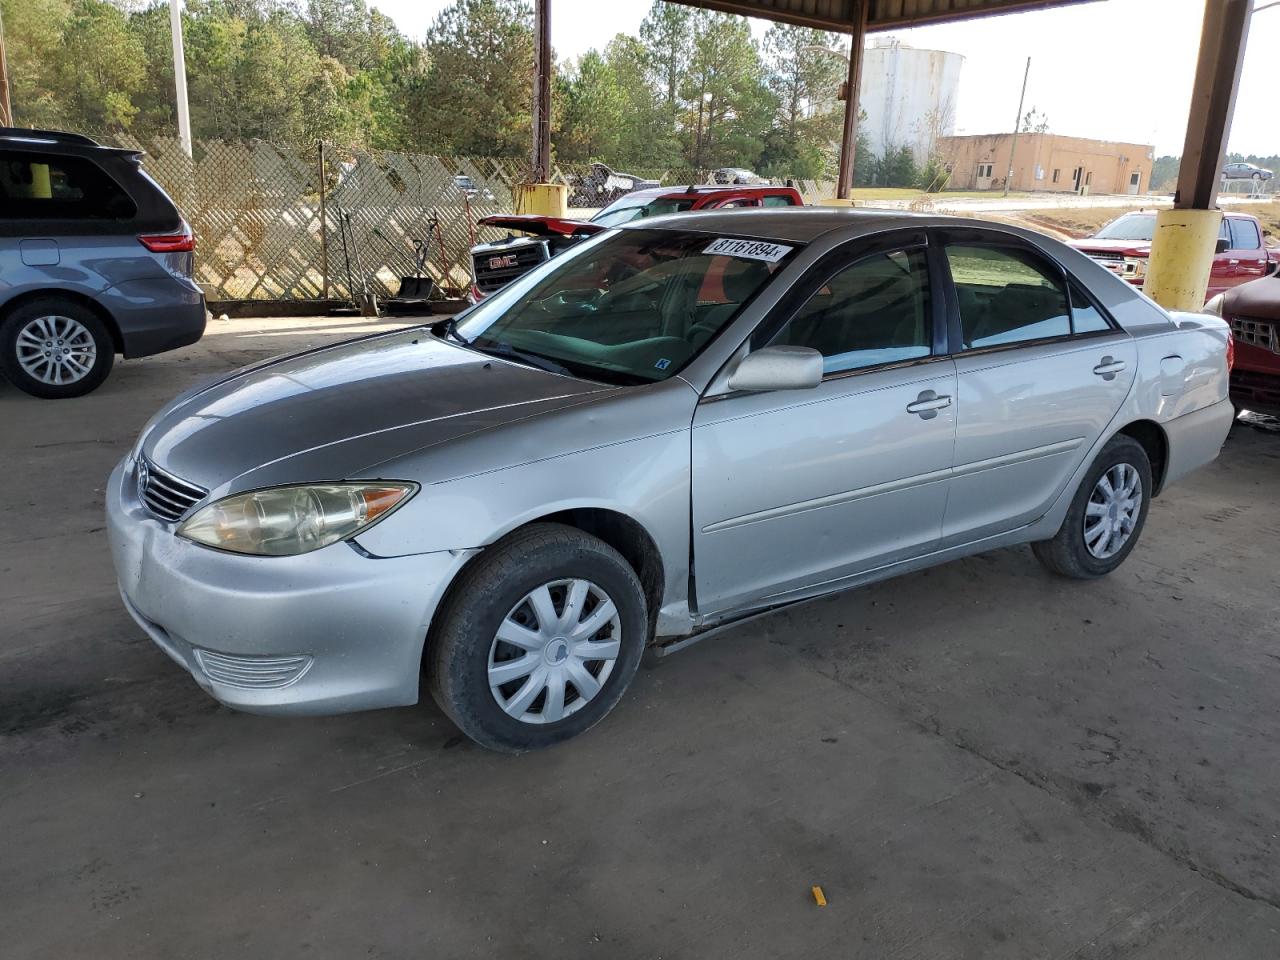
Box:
xmin=1093 ymin=356 xmax=1127 ymax=380
xmin=906 ymin=390 xmax=952 ymax=419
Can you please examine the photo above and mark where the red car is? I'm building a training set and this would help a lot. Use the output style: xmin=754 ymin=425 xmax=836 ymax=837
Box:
xmin=1070 ymin=210 xmax=1275 ymax=299
xmin=1207 ymin=272 xmax=1280 ymax=416
xmin=469 ymin=184 xmax=804 ymax=298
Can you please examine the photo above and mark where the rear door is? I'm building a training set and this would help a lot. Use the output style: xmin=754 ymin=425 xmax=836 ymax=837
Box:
xmin=937 ymin=230 xmax=1136 ymax=543
xmin=691 ymin=232 xmax=957 ymax=615
xmin=1225 ymin=217 xmax=1269 ymax=291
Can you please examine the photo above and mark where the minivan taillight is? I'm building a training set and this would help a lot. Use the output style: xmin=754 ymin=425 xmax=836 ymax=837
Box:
xmin=139 ymin=224 xmax=194 ymax=253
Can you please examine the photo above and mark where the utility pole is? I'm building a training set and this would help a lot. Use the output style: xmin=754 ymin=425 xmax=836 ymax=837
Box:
xmin=0 ymin=5 xmax=13 ymax=127
xmin=1003 ymin=56 xmax=1030 ymax=197
xmin=834 ymin=1 xmax=869 ymax=201
xmin=169 ymin=0 xmax=192 ymax=157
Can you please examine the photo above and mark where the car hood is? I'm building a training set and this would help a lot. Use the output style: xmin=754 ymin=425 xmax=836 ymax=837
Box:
xmin=139 ymin=328 xmax=613 ymax=493
xmin=1223 ymin=274 xmax=1280 ymax=320
xmin=1069 ymin=238 xmax=1151 ymax=255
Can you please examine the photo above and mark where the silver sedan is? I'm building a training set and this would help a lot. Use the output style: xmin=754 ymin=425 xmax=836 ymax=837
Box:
xmin=107 ymin=209 xmax=1234 ymax=751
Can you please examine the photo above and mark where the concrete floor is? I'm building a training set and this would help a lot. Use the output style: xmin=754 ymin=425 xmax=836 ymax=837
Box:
xmin=2 ymin=317 xmax=1279 ymax=959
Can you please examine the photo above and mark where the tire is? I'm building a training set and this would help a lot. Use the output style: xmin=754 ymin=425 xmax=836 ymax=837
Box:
xmin=0 ymin=298 xmax=114 ymax=398
xmin=428 ymin=523 xmax=649 ymax=752
xmin=1032 ymin=434 xmax=1153 ymax=579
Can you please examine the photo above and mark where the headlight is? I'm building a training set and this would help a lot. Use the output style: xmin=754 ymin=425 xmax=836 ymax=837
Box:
xmin=1203 ymin=293 xmax=1225 ymax=317
xmin=1122 ymin=257 xmax=1147 ymax=279
xmin=178 ymin=482 xmax=417 ymax=556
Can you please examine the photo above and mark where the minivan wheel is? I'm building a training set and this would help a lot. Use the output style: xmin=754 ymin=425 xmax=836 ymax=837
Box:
xmin=1032 ymin=434 xmax=1153 ymax=579
xmin=428 ymin=523 xmax=648 ymax=752
xmin=0 ymin=298 xmax=114 ymax=398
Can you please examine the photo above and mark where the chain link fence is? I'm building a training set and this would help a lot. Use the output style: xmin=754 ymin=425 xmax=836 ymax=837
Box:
xmin=104 ymin=135 xmax=834 ymax=302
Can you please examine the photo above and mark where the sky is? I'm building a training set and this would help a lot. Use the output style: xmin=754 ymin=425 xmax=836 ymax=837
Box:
xmin=371 ymin=0 xmax=1280 ymax=157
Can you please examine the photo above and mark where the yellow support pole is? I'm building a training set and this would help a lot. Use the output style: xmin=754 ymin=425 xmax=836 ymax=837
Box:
xmin=1143 ymin=208 xmax=1222 ymax=311
xmin=513 ymin=182 xmax=568 ymax=218
xmin=30 ymin=162 xmax=52 ymax=199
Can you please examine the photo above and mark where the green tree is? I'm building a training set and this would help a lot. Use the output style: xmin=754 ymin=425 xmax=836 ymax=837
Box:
xmin=638 ymin=0 xmax=692 ymax=121
xmin=758 ymin=24 xmax=844 ymax=179
xmin=56 ymin=0 xmax=148 ymax=131
xmin=405 ymin=0 xmax=534 ymax=156
xmin=680 ymin=11 xmax=774 ymax=169
xmin=604 ymin=34 xmax=680 ymax=168
xmin=0 ymin=0 xmax=73 ymax=129
xmin=554 ymin=49 xmax=625 ymax=163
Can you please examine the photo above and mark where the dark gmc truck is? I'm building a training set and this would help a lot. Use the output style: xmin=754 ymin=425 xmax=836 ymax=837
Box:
xmin=469 ymin=184 xmax=804 ymax=299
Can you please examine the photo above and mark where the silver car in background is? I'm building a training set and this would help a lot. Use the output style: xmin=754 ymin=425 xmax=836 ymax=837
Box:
xmin=107 ymin=209 xmax=1234 ymax=751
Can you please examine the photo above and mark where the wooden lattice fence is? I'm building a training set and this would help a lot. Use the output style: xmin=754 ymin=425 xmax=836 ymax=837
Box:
xmin=103 ymin=135 xmax=833 ymax=302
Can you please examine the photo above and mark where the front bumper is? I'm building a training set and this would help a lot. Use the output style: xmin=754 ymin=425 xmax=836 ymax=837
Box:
xmin=105 ymin=457 xmax=471 ymax=715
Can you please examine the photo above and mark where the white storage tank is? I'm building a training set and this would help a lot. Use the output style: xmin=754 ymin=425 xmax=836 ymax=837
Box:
xmin=860 ymin=38 xmax=964 ymax=164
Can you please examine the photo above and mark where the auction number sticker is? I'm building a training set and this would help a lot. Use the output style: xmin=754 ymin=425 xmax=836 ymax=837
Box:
xmin=702 ymin=238 xmax=793 ymax=263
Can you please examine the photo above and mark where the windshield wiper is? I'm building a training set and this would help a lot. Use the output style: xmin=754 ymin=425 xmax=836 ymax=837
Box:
xmin=431 ymin=315 xmax=470 ymax=345
xmin=471 ymin=340 xmax=573 ymax=377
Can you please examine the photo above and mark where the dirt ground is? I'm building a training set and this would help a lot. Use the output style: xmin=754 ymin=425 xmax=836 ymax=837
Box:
xmin=2 ymin=317 xmax=1279 ymax=959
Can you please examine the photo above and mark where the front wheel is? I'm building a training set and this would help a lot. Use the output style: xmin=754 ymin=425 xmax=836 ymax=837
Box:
xmin=1032 ymin=434 xmax=1153 ymax=579
xmin=428 ymin=523 xmax=648 ymax=752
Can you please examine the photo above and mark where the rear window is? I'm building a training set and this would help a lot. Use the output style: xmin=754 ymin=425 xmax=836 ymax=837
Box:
xmin=0 ymin=150 xmax=136 ymax=221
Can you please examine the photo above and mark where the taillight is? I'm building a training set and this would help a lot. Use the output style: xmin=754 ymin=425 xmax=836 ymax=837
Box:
xmin=1226 ymin=329 xmax=1235 ymax=372
xmin=139 ymin=223 xmax=195 ymax=253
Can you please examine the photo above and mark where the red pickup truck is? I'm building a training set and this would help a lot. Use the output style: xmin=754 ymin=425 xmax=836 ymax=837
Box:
xmin=469 ymin=184 xmax=803 ymax=298
xmin=1207 ymin=271 xmax=1280 ymax=416
xmin=1069 ymin=210 xmax=1276 ymax=299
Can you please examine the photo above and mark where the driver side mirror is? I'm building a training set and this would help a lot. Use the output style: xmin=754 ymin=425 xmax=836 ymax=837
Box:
xmin=1215 ymin=237 xmax=1230 ymax=254
xmin=727 ymin=345 xmax=823 ymax=392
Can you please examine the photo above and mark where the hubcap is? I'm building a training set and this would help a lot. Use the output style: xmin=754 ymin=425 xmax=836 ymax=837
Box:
xmin=15 ymin=315 xmax=97 ymax=386
xmin=487 ymin=578 xmax=621 ymax=725
xmin=1083 ymin=462 xmax=1142 ymax=559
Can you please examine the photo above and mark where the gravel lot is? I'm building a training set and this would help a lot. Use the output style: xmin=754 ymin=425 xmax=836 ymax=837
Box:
xmin=3 ymin=316 xmax=1278 ymax=958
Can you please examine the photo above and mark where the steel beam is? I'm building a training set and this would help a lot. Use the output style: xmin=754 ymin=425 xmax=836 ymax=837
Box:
xmin=1174 ymin=0 xmax=1252 ymax=210
xmin=835 ymin=1 xmax=869 ymax=200
xmin=531 ymin=0 xmax=552 ymax=184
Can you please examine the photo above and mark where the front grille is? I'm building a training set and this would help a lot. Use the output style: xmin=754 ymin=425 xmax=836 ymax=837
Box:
xmin=138 ymin=457 xmax=207 ymax=522
xmin=1086 ymin=251 xmax=1125 ymax=263
xmin=1229 ymin=316 xmax=1280 ymax=355
xmin=471 ymin=239 xmax=550 ymax=295
xmin=193 ymin=649 xmax=313 ymax=689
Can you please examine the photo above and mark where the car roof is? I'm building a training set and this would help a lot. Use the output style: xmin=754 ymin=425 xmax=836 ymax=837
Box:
xmin=0 ymin=126 xmax=141 ymax=158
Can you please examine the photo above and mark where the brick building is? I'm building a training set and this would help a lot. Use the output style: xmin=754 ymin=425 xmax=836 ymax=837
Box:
xmin=938 ymin=133 xmax=1155 ymax=194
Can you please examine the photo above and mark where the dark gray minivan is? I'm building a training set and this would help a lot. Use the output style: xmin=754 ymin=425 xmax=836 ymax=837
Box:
xmin=0 ymin=128 xmax=206 ymax=398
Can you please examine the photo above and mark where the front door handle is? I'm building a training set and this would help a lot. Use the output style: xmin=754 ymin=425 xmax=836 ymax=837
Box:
xmin=906 ymin=390 xmax=952 ymax=419
xmin=1093 ymin=356 xmax=1127 ymax=380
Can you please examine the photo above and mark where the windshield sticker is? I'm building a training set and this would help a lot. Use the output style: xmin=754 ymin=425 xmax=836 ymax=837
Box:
xmin=703 ymin=238 xmax=793 ymax=263
xmin=654 ymin=358 xmax=671 ymax=370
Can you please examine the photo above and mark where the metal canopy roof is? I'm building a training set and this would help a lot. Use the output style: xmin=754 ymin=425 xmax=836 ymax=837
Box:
xmin=668 ymin=0 xmax=1097 ymax=32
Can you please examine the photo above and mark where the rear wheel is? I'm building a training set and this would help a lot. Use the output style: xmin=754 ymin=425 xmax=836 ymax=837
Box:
xmin=0 ymin=298 xmax=114 ymax=398
xmin=1032 ymin=435 xmax=1152 ymax=579
xmin=428 ymin=523 xmax=648 ymax=752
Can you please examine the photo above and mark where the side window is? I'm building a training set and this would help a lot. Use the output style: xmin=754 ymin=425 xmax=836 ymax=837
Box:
xmin=0 ymin=150 xmax=136 ymax=220
xmin=762 ymin=194 xmax=797 ymax=207
xmin=1068 ymin=281 xmax=1112 ymax=334
xmin=1229 ymin=218 xmax=1261 ymax=250
xmin=715 ymin=198 xmax=757 ymax=209
xmin=770 ymin=247 xmax=932 ymax=375
xmin=946 ymin=244 xmax=1071 ymax=349
xmin=1219 ymin=219 xmax=1231 ymax=242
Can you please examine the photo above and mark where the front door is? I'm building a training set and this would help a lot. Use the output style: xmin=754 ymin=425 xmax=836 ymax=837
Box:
xmin=691 ymin=238 xmax=957 ymax=616
xmin=937 ymin=235 xmax=1136 ymax=542
xmin=1127 ymin=171 xmax=1142 ymax=195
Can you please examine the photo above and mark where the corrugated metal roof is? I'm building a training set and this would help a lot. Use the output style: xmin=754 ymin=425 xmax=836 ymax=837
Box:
xmin=670 ymin=0 xmax=1097 ymax=32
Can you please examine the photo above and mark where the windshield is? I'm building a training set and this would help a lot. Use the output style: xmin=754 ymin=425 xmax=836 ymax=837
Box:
xmin=590 ymin=197 xmax=695 ymax=228
xmin=454 ymin=228 xmax=797 ymax=385
xmin=1094 ymin=213 xmax=1156 ymax=241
